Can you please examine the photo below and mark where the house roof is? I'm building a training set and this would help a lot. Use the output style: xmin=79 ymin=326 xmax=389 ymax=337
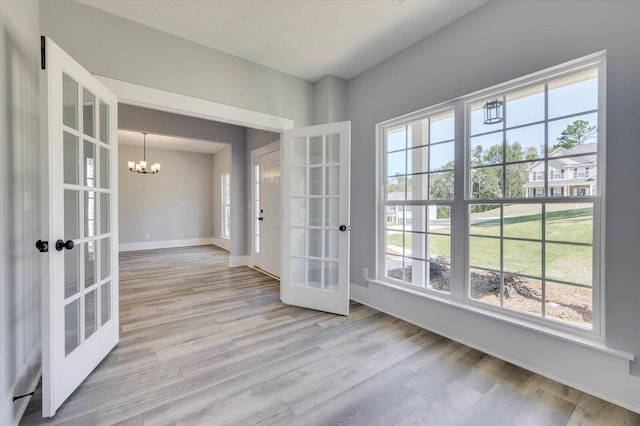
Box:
xmin=524 ymin=176 xmax=597 ymax=188
xmin=528 ymin=143 xmax=597 ymax=170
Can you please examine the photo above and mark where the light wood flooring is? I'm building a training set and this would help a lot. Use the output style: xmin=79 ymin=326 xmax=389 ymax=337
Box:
xmin=21 ymin=245 xmax=640 ymax=425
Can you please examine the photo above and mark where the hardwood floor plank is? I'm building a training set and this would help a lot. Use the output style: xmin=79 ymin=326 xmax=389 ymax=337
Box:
xmin=19 ymin=245 xmax=640 ymax=426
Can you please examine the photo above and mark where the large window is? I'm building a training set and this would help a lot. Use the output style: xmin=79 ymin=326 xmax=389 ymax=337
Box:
xmin=377 ymin=53 xmax=604 ymax=334
xmin=381 ymin=109 xmax=455 ymax=292
xmin=221 ymin=172 xmax=231 ymax=239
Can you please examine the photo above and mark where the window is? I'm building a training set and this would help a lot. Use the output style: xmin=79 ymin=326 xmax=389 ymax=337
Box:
xmin=380 ymin=108 xmax=455 ymax=292
xmin=378 ymin=53 xmax=604 ymax=334
xmin=221 ymin=172 xmax=231 ymax=239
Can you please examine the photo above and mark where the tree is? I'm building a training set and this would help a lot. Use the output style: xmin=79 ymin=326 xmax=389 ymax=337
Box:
xmin=553 ymin=119 xmax=596 ymax=150
xmin=388 ymin=173 xmax=410 ymax=194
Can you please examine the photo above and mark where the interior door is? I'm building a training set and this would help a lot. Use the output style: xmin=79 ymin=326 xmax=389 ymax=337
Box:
xmin=40 ymin=36 xmax=119 ymax=417
xmin=281 ymin=121 xmax=350 ymax=315
xmin=258 ymin=150 xmax=281 ymax=277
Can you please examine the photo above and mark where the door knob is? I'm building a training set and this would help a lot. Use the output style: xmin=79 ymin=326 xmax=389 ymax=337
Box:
xmin=339 ymin=225 xmax=347 ymax=232
xmin=35 ymin=240 xmax=49 ymax=253
xmin=55 ymin=239 xmax=74 ymax=251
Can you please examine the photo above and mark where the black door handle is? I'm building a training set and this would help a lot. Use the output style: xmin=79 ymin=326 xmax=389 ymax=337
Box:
xmin=258 ymin=217 xmax=264 ymax=221
xmin=55 ymin=239 xmax=74 ymax=251
xmin=35 ymin=240 xmax=49 ymax=253
xmin=339 ymin=225 xmax=347 ymax=232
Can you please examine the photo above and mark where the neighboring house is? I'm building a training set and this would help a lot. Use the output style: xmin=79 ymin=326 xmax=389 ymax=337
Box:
xmin=524 ymin=143 xmax=597 ymax=197
xmin=386 ymin=191 xmax=412 ymax=224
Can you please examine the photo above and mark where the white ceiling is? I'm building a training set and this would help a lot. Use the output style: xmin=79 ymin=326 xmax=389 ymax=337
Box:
xmin=118 ymin=130 xmax=228 ymax=154
xmin=78 ymin=0 xmax=488 ymax=82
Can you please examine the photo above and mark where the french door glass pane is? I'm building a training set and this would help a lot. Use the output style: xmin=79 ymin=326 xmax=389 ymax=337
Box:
xmin=83 ymin=88 xmax=95 ymax=137
xmin=291 ymin=168 xmax=306 ymax=196
xmin=100 ymin=193 xmax=110 ymax=234
xmin=292 ymin=137 xmax=307 ymax=166
xmin=326 ymin=134 xmax=339 ymax=163
xmin=84 ymin=241 xmax=97 ymax=288
xmin=64 ymin=190 xmax=80 ymax=240
xmin=85 ymin=289 xmax=97 ymax=339
xmin=99 ymin=100 xmax=109 ymax=144
xmin=308 ymin=259 xmax=322 ymax=288
xmin=100 ymin=147 xmax=110 ymax=189
xmin=100 ymin=282 xmax=111 ymax=325
xmin=62 ymin=73 xmax=78 ymax=130
xmin=291 ymin=228 xmax=306 ymax=257
xmin=101 ymin=238 xmax=110 ymax=280
xmin=291 ymin=198 xmax=306 ymax=226
xmin=326 ymin=166 xmax=339 ymax=196
xmin=291 ymin=258 xmax=306 ymax=285
xmin=325 ymin=198 xmax=338 ymax=228
xmin=64 ymin=247 xmax=80 ymax=299
xmin=308 ymin=229 xmax=322 ymax=258
xmin=324 ymin=261 xmax=339 ymax=291
xmin=63 ymin=132 xmax=79 ymax=185
xmin=84 ymin=140 xmax=96 ymax=187
xmin=309 ymin=136 xmax=323 ymax=165
xmin=309 ymin=167 xmax=322 ymax=195
xmin=308 ymin=198 xmax=322 ymax=226
xmin=84 ymin=191 xmax=96 ymax=238
xmin=64 ymin=299 xmax=80 ymax=356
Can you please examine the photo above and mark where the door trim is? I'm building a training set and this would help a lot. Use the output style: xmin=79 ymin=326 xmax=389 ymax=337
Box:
xmin=250 ymin=140 xmax=280 ymax=270
xmin=95 ymin=76 xmax=294 ymax=132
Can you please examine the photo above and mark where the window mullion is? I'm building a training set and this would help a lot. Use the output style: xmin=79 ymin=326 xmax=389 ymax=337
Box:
xmin=452 ymin=101 xmax=467 ymax=299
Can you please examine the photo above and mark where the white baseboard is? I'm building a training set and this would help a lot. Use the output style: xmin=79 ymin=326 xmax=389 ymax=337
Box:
xmin=229 ymin=255 xmax=250 ymax=267
xmin=119 ymin=238 xmax=214 ymax=252
xmin=211 ymin=237 xmax=230 ymax=251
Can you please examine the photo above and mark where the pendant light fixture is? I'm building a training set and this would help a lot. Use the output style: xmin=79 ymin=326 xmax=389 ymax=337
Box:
xmin=128 ymin=132 xmax=161 ymax=174
xmin=483 ymin=98 xmax=504 ymax=124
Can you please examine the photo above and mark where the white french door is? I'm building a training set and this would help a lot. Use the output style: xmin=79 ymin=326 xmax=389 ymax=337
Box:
xmin=257 ymin=150 xmax=281 ymax=277
xmin=40 ymin=37 xmax=119 ymax=417
xmin=281 ymin=121 xmax=350 ymax=316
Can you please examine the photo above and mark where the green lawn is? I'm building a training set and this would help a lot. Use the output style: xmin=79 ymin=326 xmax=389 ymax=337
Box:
xmin=386 ymin=203 xmax=593 ymax=286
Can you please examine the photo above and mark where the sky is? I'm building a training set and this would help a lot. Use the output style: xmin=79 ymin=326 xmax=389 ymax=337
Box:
xmin=386 ymin=74 xmax=599 ymax=178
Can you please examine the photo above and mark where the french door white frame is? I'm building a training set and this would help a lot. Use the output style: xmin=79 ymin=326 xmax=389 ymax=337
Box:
xmin=40 ymin=37 xmax=119 ymax=416
xmin=250 ymin=140 xmax=281 ymax=272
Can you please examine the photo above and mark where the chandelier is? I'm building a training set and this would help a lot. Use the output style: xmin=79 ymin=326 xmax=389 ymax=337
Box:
xmin=128 ymin=132 xmax=161 ymax=174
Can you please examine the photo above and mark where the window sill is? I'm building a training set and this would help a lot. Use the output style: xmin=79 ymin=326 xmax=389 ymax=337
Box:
xmin=219 ymin=236 xmax=230 ymax=240
xmin=364 ymin=278 xmax=634 ymax=361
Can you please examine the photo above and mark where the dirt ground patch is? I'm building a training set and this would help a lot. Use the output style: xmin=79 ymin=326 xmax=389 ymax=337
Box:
xmin=389 ymin=263 xmax=592 ymax=328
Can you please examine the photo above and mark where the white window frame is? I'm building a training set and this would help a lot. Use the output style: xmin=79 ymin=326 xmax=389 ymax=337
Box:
xmin=376 ymin=104 xmax=457 ymax=294
xmin=376 ymin=51 xmax=606 ymax=338
xmin=221 ymin=172 xmax=231 ymax=239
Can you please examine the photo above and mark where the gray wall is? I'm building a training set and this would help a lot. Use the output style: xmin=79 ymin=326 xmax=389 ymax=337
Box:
xmin=0 ymin=1 xmax=41 ymax=424
xmin=39 ymin=0 xmax=314 ymax=127
xmin=212 ymin=147 xmax=232 ymax=250
xmin=314 ymin=75 xmax=348 ymax=125
xmin=348 ymin=0 xmax=640 ymax=411
xmin=118 ymin=145 xmax=214 ymax=245
xmin=118 ymin=104 xmax=250 ymax=256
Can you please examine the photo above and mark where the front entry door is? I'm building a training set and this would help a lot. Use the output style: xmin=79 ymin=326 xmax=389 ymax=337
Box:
xmin=258 ymin=150 xmax=281 ymax=277
xmin=40 ymin=37 xmax=119 ymax=417
xmin=281 ymin=121 xmax=351 ymax=315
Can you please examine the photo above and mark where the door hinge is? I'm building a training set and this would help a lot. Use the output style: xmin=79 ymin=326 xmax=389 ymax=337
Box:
xmin=40 ymin=36 xmax=45 ymax=70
